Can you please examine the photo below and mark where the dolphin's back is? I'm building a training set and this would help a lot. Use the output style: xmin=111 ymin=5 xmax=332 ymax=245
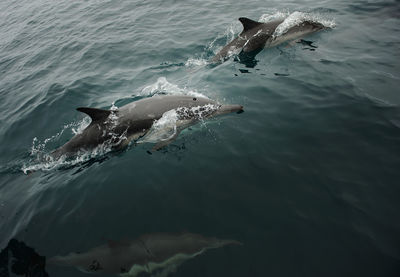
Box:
xmin=119 ymin=95 xmax=215 ymax=120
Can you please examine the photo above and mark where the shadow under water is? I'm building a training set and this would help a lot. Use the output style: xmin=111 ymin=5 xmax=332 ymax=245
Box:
xmin=0 ymin=233 xmax=241 ymax=277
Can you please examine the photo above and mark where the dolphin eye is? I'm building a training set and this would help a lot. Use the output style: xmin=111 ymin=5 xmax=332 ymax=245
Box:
xmin=193 ymin=97 xmax=197 ymax=101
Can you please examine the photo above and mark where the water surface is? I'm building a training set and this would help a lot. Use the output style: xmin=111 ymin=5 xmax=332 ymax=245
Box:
xmin=0 ymin=0 xmax=399 ymax=276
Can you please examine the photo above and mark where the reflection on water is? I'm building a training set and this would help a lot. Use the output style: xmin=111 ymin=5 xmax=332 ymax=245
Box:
xmin=1 ymin=1 xmax=400 ymax=277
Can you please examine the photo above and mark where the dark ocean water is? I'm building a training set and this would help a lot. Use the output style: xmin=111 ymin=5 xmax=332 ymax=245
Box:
xmin=1 ymin=0 xmax=400 ymax=276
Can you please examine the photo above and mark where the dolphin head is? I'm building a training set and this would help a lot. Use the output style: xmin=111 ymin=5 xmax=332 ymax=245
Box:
xmin=215 ymin=104 xmax=244 ymax=115
xmin=185 ymin=96 xmax=244 ymax=116
xmin=174 ymin=96 xmax=243 ymax=120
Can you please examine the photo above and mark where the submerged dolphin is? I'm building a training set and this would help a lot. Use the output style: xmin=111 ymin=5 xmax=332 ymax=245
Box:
xmin=48 ymin=233 xmax=241 ymax=276
xmin=51 ymin=95 xmax=243 ymax=158
xmin=211 ymin=17 xmax=327 ymax=63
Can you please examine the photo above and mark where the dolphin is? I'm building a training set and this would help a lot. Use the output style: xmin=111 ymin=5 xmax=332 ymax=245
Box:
xmin=211 ymin=17 xmax=327 ymax=63
xmin=48 ymin=232 xmax=241 ymax=276
xmin=50 ymin=95 xmax=243 ymax=158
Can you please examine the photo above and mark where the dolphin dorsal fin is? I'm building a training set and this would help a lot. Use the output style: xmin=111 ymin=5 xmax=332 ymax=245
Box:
xmin=76 ymin=107 xmax=111 ymax=122
xmin=239 ymin=17 xmax=263 ymax=32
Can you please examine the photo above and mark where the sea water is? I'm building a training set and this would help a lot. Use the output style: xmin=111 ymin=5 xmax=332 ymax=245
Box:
xmin=0 ymin=0 xmax=399 ymax=276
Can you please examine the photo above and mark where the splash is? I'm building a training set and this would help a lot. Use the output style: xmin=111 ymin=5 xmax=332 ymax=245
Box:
xmin=184 ymin=58 xmax=208 ymax=67
xmin=175 ymin=104 xmax=219 ymax=121
xmin=138 ymin=104 xmax=218 ymax=145
xmin=261 ymin=11 xmax=336 ymax=37
xmin=29 ymin=118 xmax=90 ymax=157
xmin=259 ymin=11 xmax=290 ymax=22
xmin=205 ymin=21 xmax=242 ymax=57
xmin=71 ymin=116 xmax=91 ymax=135
xmin=138 ymin=109 xmax=179 ymax=144
xmin=22 ymin=148 xmax=103 ymax=174
xmin=21 ymin=114 xmax=125 ymax=174
xmin=139 ymin=77 xmax=207 ymax=99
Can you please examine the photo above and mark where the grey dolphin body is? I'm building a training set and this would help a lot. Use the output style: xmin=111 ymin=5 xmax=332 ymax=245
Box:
xmin=48 ymin=233 xmax=241 ymax=276
xmin=211 ymin=17 xmax=326 ymax=63
xmin=51 ymin=95 xmax=243 ymax=158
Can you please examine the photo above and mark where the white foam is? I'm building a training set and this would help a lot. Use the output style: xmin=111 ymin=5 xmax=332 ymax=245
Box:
xmin=259 ymin=11 xmax=289 ymax=23
xmin=184 ymin=58 xmax=208 ymax=67
xmin=205 ymin=21 xmax=242 ymax=56
xmin=21 ymin=142 xmax=113 ymax=174
xmin=139 ymin=77 xmax=207 ymax=99
xmin=71 ymin=116 xmax=91 ymax=135
xmin=21 ymin=114 xmax=125 ymax=174
xmin=266 ymin=11 xmax=336 ymax=37
xmin=110 ymin=101 xmax=118 ymax=111
xmin=138 ymin=109 xmax=179 ymax=144
xmin=138 ymin=104 xmax=218 ymax=146
xmin=29 ymin=118 xmax=90 ymax=158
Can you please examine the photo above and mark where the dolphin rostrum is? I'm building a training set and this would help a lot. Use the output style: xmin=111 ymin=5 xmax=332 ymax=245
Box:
xmin=48 ymin=232 xmax=241 ymax=276
xmin=51 ymin=95 xmax=243 ymax=158
xmin=211 ymin=17 xmax=327 ymax=63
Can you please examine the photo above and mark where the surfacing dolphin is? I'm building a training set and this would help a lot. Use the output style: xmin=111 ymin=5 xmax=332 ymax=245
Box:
xmin=51 ymin=95 xmax=243 ymax=158
xmin=48 ymin=232 xmax=241 ymax=276
xmin=211 ymin=17 xmax=327 ymax=63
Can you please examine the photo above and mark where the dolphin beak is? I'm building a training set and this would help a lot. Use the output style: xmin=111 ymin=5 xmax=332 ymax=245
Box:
xmin=217 ymin=104 xmax=244 ymax=115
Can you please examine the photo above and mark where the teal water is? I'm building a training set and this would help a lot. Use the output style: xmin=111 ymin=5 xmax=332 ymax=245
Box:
xmin=1 ymin=0 xmax=400 ymax=276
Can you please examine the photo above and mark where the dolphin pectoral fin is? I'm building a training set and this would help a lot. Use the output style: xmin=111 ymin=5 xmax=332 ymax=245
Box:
xmin=151 ymin=131 xmax=181 ymax=152
xmin=238 ymin=17 xmax=263 ymax=33
xmin=76 ymin=107 xmax=112 ymax=122
xmin=296 ymin=39 xmax=318 ymax=48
